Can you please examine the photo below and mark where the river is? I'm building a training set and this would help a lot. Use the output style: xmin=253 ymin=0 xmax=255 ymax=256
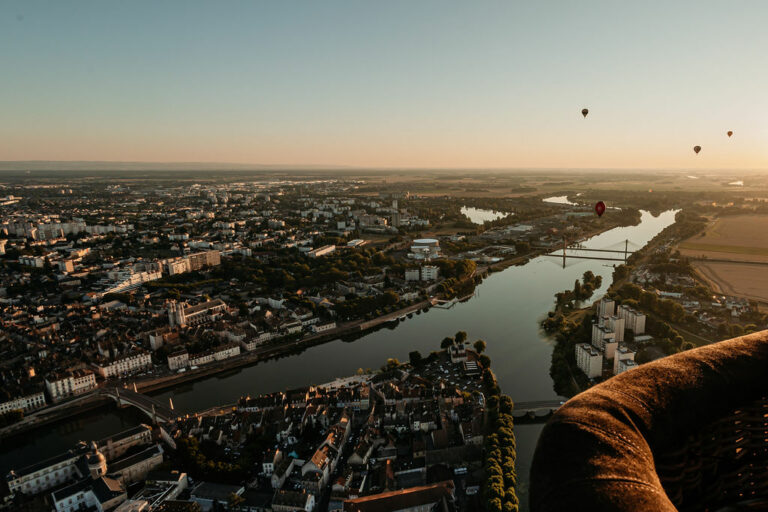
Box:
xmin=0 ymin=209 xmax=678 ymax=510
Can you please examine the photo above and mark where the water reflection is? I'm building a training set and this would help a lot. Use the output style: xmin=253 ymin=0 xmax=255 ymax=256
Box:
xmin=0 ymin=210 xmax=678 ymax=507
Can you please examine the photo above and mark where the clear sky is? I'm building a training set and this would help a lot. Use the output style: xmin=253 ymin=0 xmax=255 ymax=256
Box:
xmin=2 ymin=1 xmax=768 ymax=170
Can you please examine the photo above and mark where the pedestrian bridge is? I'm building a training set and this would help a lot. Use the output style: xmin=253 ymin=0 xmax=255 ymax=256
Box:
xmin=99 ymin=387 xmax=177 ymax=424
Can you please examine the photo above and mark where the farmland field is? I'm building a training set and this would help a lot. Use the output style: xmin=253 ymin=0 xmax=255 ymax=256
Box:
xmin=678 ymin=215 xmax=768 ymax=263
xmin=678 ymin=215 xmax=768 ymax=302
xmin=694 ymin=262 xmax=768 ymax=303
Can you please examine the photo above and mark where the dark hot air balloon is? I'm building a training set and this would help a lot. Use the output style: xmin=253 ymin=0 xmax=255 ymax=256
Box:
xmin=727 ymin=131 xmax=733 ymax=137
xmin=595 ymin=201 xmax=605 ymax=217
xmin=581 ymin=108 xmax=589 ymax=118
xmin=693 ymin=146 xmax=701 ymax=154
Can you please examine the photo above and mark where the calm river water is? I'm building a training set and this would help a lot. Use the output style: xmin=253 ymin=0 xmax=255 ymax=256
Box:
xmin=0 ymin=209 xmax=678 ymax=509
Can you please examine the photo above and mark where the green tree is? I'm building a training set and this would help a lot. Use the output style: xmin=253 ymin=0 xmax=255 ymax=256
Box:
xmin=440 ymin=337 xmax=455 ymax=349
xmin=474 ymin=340 xmax=487 ymax=353
xmin=409 ymin=350 xmax=423 ymax=366
xmin=455 ymin=331 xmax=468 ymax=344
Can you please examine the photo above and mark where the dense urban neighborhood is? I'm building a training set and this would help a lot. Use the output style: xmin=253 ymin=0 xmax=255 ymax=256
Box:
xmin=2 ymin=170 xmax=768 ymax=511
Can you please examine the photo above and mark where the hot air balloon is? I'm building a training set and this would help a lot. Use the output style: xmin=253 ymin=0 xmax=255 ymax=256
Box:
xmin=581 ymin=108 xmax=589 ymax=118
xmin=595 ymin=201 xmax=606 ymax=217
xmin=727 ymin=131 xmax=733 ymax=137
xmin=693 ymin=146 xmax=701 ymax=154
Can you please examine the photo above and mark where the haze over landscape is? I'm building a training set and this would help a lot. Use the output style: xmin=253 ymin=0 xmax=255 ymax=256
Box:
xmin=5 ymin=3 xmax=768 ymax=512
xmin=3 ymin=0 xmax=768 ymax=170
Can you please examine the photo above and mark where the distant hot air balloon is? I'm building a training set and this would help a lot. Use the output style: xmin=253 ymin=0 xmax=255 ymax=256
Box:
xmin=727 ymin=131 xmax=733 ymax=137
xmin=581 ymin=108 xmax=589 ymax=118
xmin=693 ymin=146 xmax=701 ymax=154
xmin=595 ymin=201 xmax=606 ymax=217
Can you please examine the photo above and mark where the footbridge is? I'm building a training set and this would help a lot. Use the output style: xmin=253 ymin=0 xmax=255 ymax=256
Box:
xmin=100 ymin=387 xmax=178 ymax=424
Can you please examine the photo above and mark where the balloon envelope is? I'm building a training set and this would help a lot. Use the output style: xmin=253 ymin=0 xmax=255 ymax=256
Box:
xmin=581 ymin=108 xmax=589 ymax=118
xmin=595 ymin=201 xmax=606 ymax=217
xmin=693 ymin=146 xmax=701 ymax=154
xmin=727 ymin=131 xmax=733 ymax=137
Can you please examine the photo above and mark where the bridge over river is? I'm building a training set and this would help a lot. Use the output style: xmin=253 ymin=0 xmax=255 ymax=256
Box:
xmin=511 ymin=400 xmax=565 ymax=423
xmin=99 ymin=387 xmax=177 ymax=424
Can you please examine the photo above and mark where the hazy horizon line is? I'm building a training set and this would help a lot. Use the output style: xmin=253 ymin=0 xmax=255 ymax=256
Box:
xmin=0 ymin=160 xmax=765 ymax=174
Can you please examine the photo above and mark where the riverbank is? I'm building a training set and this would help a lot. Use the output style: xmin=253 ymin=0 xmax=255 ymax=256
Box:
xmin=0 ymin=210 xmax=680 ymax=508
xmin=0 ymin=394 xmax=111 ymax=438
xmin=0 ymin=220 xmax=626 ymax=439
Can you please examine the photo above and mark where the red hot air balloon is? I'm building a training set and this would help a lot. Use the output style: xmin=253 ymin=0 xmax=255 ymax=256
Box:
xmin=595 ymin=201 xmax=606 ymax=217
xmin=693 ymin=146 xmax=701 ymax=154
xmin=727 ymin=131 xmax=733 ymax=137
xmin=581 ymin=108 xmax=589 ymax=118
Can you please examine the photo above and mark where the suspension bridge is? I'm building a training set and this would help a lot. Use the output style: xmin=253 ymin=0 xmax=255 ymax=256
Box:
xmin=541 ymin=238 xmax=641 ymax=268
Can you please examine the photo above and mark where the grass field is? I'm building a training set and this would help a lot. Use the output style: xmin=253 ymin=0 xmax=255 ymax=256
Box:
xmin=694 ymin=262 xmax=768 ymax=303
xmin=677 ymin=214 xmax=768 ymax=302
xmin=679 ymin=215 xmax=768 ymax=263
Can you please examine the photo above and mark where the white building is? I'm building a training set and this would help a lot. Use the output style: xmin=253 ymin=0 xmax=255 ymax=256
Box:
xmin=96 ymin=351 xmax=152 ymax=379
xmin=613 ymin=345 xmax=637 ymax=375
xmin=161 ymin=250 xmax=221 ymax=275
xmin=0 ymin=392 xmax=46 ymax=414
xmin=167 ymin=350 xmax=189 ymax=371
xmin=0 ymin=391 xmax=46 ymax=415
xmin=406 ymin=265 xmax=439 ymax=282
xmin=420 ymin=265 xmax=439 ymax=281
xmin=45 ymin=370 xmax=97 ymax=402
xmin=598 ymin=296 xmax=615 ymax=317
xmin=616 ymin=358 xmax=639 ymax=374
xmin=606 ymin=316 xmax=625 ymax=343
xmin=311 ymin=322 xmax=336 ymax=334
xmin=20 ymin=256 xmax=45 ymax=268
xmin=617 ymin=304 xmax=646 ymax=334
xmin=594 ymin=316 xmax=624 ymax=347
xmin=307 ymin=245 xmax=336 ymax=258
xmin=7 ymin=446 xmax=88 ymax=495
xmin=575 ymin=343 xmax=603 ymax=378
xmin=187 ymin=344 xmax=240 ymax=368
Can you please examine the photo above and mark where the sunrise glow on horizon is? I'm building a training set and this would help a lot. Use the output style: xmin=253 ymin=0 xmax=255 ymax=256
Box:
xmin=3 ymin=1 xmax=768 ymax=170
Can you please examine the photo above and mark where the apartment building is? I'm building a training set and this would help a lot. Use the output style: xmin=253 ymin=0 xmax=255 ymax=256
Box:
xmin=575 ymin=343 xmax=603 ymax=378
xmin=598 ymin=296 xmax=616 ymax=318
xmin=613 ymin=345 xmax=637 ymax=375
xmin=0 ymin=391 xmax=46 ymax=414
xmin=45 ymin=370 xmax=97 ymax=402
xmin=617 ymin=304 xmax=647 ymax=334
xmin=96 ymin=350 xmax=152 ymax=379
xmin=167 ymin=350 xmax=190 ymax=371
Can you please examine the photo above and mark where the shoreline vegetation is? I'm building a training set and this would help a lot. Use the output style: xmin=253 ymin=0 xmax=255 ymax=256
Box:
xmin=0 ymin=209 xmax=640 ymax=439
xmin=543 ymin=210 xmax=731 ymax=398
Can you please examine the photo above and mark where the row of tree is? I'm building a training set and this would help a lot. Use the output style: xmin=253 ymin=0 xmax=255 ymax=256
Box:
xmin=334 ymin=290 xmax=401 ymax=320
xmin=483 ymin=394 xmax=519 ymax=512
